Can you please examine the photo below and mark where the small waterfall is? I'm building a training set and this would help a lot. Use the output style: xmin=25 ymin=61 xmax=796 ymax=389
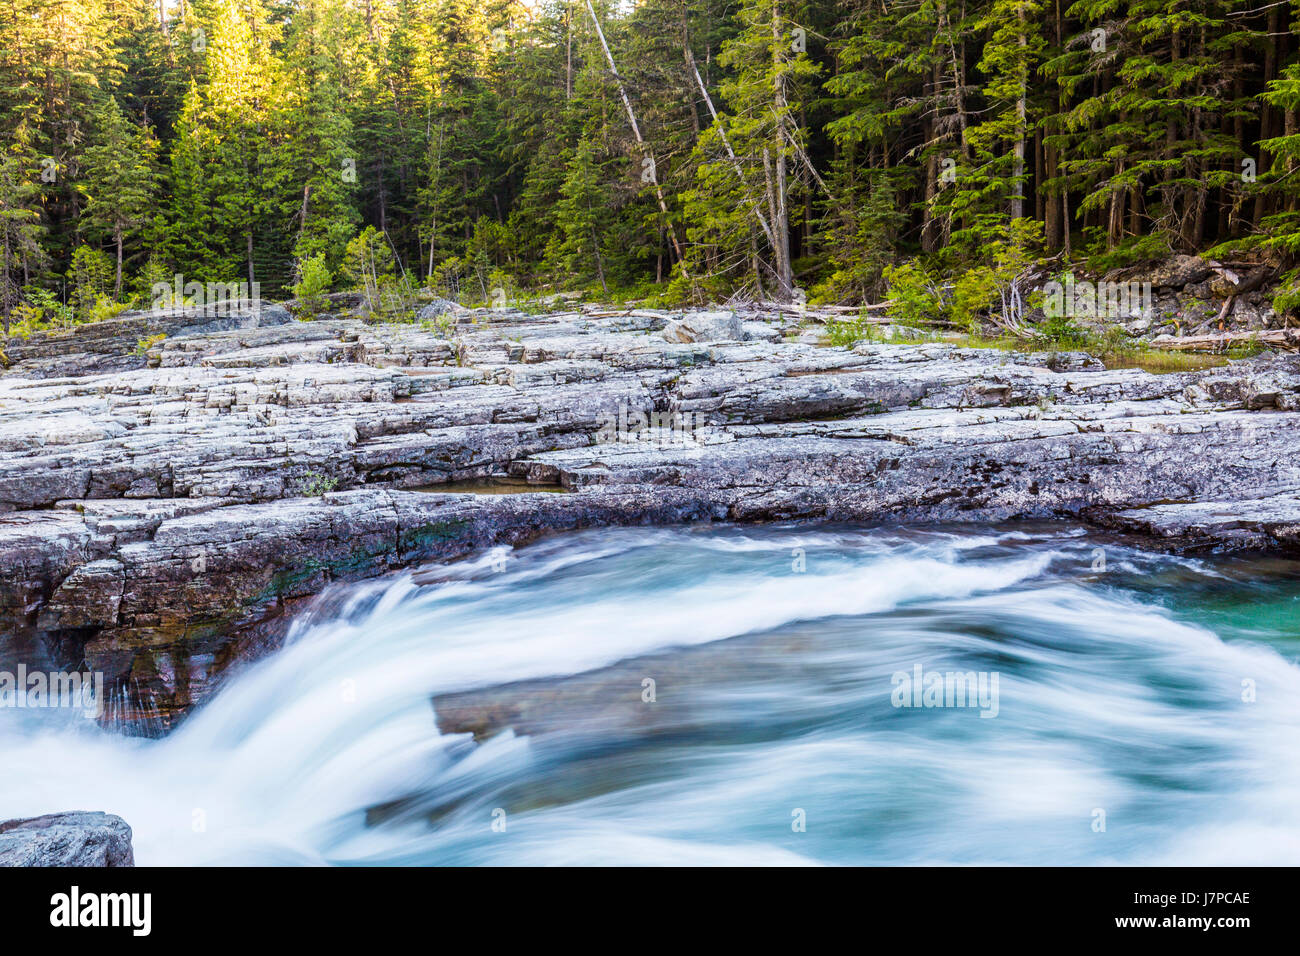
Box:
xmin=2 ymin=524 xmax=1297 ymax=865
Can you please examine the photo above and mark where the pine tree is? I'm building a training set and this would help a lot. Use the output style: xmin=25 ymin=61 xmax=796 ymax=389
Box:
xmin=0 ymin=151 xmax=47 ymax=329
xmin=554 ymin=133 xmax=613 ymax=292
xmin=168 ymin=0 xmax=281 ymax=286
xmin=80 ymin=96 xmax=161 ymax=298
xmin=694 ymin=0 xmax=821 ymax=297
xmin=276 ymin=0 xmax=360 ymax=267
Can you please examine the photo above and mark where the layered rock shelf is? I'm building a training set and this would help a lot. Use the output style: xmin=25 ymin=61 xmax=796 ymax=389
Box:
xmin=3 ymin=303 xmax=1298 ymax=730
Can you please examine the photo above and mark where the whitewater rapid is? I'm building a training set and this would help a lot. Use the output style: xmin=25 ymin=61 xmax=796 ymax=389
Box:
xmin=2 ymin=524 xmax=1297 ymax=865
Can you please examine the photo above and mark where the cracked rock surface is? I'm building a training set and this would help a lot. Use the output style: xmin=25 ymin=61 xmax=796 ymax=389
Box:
xmin=3 ymin=303 xmax=1298 ymax=730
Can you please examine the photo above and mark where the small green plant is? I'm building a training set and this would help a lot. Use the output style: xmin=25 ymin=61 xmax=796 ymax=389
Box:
xmin=135 ymin=254 xmax=173 ymax=304
xmin=8 ymin=289 xmax=76 ymax=338
xmin=419 ymin=312 xmax=456 ymax=337
xmin=486 ymin=266 xmax=514 ymax=309
xmin=1033 ymin=313 xmax=1090 ymax=349
xmin=89 ymin=297 xmax=130 ymax=323
xmin=883 ymin=260 xmax=948 ymax=328
xmin=70 ymin=245 xmax=114 ymax=318
xmin=428 ymin=256 xmax=465 ymax=301
xmin=297 ymin=471 xmax=339 ymax=496
xmin=132 ymin=332 xmax=166 ymax=356
xmin=823 ymin=314 xmax=880 ymax=347
xmin=1271 ymin=268 xmax=1300 ymax=318
xmin=291 ymin=253 xmax=333 ymax=317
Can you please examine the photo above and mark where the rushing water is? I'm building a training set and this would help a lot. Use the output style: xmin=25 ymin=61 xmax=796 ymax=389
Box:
xmin=2 ymin=524 xmax=1298 ymax=866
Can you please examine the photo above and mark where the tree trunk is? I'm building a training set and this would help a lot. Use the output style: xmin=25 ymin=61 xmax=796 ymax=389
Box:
xmin=1255 ymin=5 xmax=1281 ymax=228
xmin=771 ymin=0 xmax=792 ymax=296
xmin=1010 ymin=7 xmax=1027 ymax=220
xmin=591 ymin=226 xmax=608 ymax=295
xmin=682 ymin=32 xmax=774 ymax=247
xmin=115 ymin=225 xmax=123 ymax=299
xmin=584 ymin=0 xmax=688 ymax=275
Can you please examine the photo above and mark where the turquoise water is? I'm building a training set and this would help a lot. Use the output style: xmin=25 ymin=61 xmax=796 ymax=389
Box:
xmin=2 ymin=524 xmax=1297 ymax=865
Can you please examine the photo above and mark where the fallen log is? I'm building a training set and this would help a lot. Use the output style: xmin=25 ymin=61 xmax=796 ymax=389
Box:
xmin=755 ymin=300 xmax=894 ymax=313
xmin=1149 ymin=328 xmax=1300 ymax=352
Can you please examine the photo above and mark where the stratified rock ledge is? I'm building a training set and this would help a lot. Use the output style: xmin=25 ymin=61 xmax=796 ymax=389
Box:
xmin=2 ymin=302 xmax=1299 ymax=729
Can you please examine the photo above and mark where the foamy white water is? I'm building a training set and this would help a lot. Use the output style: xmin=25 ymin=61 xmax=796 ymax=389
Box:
xmin=2 ymin=524 xmax=1298 ymax=865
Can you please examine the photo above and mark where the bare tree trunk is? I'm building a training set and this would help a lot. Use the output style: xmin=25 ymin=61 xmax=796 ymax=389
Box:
xmin=427 ymin=218 xmax=437 ymax=280
xmin=295 ymin=182 xmax=312 ymax=253
xmin=584 ymin=0 xmax=689 ymax=275
xmin=591 ymin=227 xmax=608 ymax=295
xmin=1010 ymin=6 xmax=1027 ymax=220
xmin=771 ymin=1 xmax=792 ymax=296
xmin=115 ymin=225 xmax=123 ymax=299
xmin=681 ymin=34 xmax=775 ymax=247
xmin=1255 ymin=4 xmax=1282 ymax=229
xmin=762 ymin=147 xmax=781 ymax=278
xmin=3 ymin=229 xmax=12 ymax=334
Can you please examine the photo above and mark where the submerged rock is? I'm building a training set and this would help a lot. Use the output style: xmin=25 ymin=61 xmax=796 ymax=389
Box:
xmin=0 ymin=812 xmax=134 ymax=867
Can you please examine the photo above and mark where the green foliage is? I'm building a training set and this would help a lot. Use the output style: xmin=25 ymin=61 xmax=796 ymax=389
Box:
xmin=420 ymin=312 xmax=457 ymax=338
xmin=79 ymin=95 xmax=160 ymax=297
xmin=297 ymin=471 xmax=340 ymax=497
xmin=950 ymin=219 xmax=1045 ymax=332
xmin=813 ymin=166 xmax=903 ymax=303
xmin=1084 ymin=234 xmax=1175 ymax=275
xmin=135 ymin=255 xmax=173 ymax=304
xmin=883 ymin=261 xmax=948 ymax=328
xmin=70 ymin=246 xmax=115 ymax=319
xmin=89 ymin=298 xmax=130 ymax=322
xmin=428 ymin=256 xmax=468 ymax=301
xmin=7 ymin=289 xmax=75 ymax=338
xmin=823 ymin=314 xmax=879 ymax=347
xmin=1271 ymin=269 xmax=1300 ymax=317
xmin=552 ymin=135 xmax=613 ymax=295
xmin=342 ymin=227 xmax=417 ymax=319
xmin=132 ymin=332 xmax=166 ymax=356
xmin=291 ymin=254 xmax=333 ymax=316
xmin=5 ymin=0 xmax=1300 ymax=314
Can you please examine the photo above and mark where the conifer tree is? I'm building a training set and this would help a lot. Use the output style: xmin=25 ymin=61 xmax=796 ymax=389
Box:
xmin=80 ymin=96 xmax=161 ymax=298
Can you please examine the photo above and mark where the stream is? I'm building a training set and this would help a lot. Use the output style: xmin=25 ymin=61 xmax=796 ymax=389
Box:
xmin=2 ymin=523 xmax=1298 ymax=865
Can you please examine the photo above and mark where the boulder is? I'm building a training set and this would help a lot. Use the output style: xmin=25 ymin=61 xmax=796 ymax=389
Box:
xmin=0 ymin=812 xmax=134 ymax=867
xmin=416 ymin=298 xmax=461 ymax=322
xmin=661 ymin=310 xmax=745 ymax=343
xmin=1140 ymin=254 xmax=1214 ymax=290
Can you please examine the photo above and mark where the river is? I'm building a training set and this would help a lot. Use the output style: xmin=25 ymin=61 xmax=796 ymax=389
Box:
xmin=2 ymin=523 xmax=1297 ymax=865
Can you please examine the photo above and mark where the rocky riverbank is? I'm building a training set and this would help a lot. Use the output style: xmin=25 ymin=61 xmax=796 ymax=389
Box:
xmin=2 ymin=300 xmax=1298 ymax=731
